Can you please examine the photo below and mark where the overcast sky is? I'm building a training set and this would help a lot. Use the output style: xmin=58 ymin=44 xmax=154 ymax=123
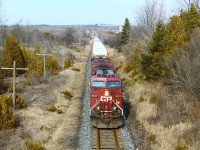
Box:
xmin=2 ymin=0 xmax=179 ymax=25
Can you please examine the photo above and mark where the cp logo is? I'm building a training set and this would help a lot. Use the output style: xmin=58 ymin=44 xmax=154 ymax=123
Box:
xmin=100 ymin=96 xmax=112 ymax=101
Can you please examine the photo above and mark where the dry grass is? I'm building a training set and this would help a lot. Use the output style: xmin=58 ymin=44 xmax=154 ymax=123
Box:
xmin=125 ymin=82 xmax=200 ymax=150
xmin=24 ymin=140 xmax=45 ymax=150
xmin=0 ymin=43 xmax=91 ymax=150
xmin=107 ymin=45 xmax=200 ymax=150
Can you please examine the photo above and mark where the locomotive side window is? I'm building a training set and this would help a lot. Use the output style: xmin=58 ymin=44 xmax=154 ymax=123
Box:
xmin=92 ymin=81 xmax=105 ymax=87
xmin=107 ymin=81 xmax=121 ymax=88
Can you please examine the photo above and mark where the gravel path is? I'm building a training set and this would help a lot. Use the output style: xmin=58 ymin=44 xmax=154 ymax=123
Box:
xmin=79 ymin=56 xmax=92 ymax=149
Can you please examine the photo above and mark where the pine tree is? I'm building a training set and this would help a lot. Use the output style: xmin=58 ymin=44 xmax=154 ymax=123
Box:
xmin=163 ymin=15 xmax=187 ymax=57
xmin=180 ymin=3 xmax=200 ymax=36
xmin=0 ymin=95 xmax=14 ymax=130
xmin=2 ymin=35 xmax=26 ymax=77
xmin=46 ymin=56 xmax=60 ymax=75
xmin=21 ymin=44 xmax=32 ymax=68
xmin=0 ymin=70 xmax=4 ymax=94
xmin=148 ymin=20 xmax=166 ymax=54
xmin=119 ymin=18 xmax=131 ymax=51
xmin=26 ymin=43 xmax=43 ymax=78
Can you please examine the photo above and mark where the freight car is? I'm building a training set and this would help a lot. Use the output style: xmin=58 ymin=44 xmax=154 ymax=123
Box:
xmin=90 ymin=70 xmax=124 ymax=128
xmin=91 ymin=37 xmax=109 ymax=60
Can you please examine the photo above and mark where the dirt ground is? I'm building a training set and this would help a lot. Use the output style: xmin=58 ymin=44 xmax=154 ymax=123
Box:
xmin=0 ymin=44 xmax=91 ymax=150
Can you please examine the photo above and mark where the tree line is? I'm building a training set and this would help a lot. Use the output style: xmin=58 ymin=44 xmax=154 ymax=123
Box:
xmin=119 ymin=3 xmax=200 ymax=97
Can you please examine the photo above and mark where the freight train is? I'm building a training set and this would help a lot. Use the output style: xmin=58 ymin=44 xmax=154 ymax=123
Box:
xmin=90 ymin=37 xmax=124 ymax=128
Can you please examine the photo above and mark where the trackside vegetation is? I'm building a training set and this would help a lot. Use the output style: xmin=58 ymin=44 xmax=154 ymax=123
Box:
xmin=115 ymin=3 xmax=200 ymax=150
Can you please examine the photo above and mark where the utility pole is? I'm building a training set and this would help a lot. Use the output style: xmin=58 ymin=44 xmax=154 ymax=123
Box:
xmin=1 ymin=61 xmax=28 ymax=110
xmin=36 ymin=52 xmax=51 ymax=80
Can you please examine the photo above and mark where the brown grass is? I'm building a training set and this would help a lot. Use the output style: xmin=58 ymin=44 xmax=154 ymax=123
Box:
xmin=24 ymin=140 xmax=45 ymax=150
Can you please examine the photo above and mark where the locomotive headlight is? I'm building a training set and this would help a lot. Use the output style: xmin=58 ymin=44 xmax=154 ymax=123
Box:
xmin=113 ymin=107 xmax=116 ymax=110
xmin=91 ymin=94 xmax=97 ymax=97
xmin=105 ymin=91 xmax=109 ymax=96
xmin=115 ymin=95 xmax=121 ymax=98
xmin=97 ymin=107 xmax=100 ymax=110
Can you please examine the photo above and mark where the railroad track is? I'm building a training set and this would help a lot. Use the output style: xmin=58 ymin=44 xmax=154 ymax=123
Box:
xmin=93 ymin=128 xmax=125 ymax=150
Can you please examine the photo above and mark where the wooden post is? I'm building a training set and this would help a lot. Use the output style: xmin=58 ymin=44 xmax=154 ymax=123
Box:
xmin=1 ymin=61 xmax=28 ymax=110
xmin=36 ymin=52 xmax=51 ymax=80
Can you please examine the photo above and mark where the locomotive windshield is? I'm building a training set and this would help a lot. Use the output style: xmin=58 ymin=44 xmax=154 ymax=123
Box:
xmin=107 ymin=81 xmax=121 ymax=88
xmin=92 ymin=81 xmax=105 ymax=87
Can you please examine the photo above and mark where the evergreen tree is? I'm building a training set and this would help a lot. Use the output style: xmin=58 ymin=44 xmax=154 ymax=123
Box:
xmin=2 ymin=35 xmax=26 ymax=77
xmin=180 ymin=3 xmax=200 ymax=36
xmin=148 ymin=20 xmax=166 ymax=54
xmin=163 ymin=15 xmax=187 ymax=57
xmin=0 ymin=95 xmax=14 ymax=130
xmin=141 ymin=20 xmax=166 ymax=79
xmin=119 ymin=18 xmax=131 ymax=51
xmin=46 ymin=56 xmax=60 ymax=75
xmin=26 ymin=43 xmax=43 ymax=78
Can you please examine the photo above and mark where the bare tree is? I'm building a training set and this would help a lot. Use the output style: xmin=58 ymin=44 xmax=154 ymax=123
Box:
xmin=135 ymin=0 xmax=166 ymax=37
xmin=176 ymin=0 xmax=200 ymax=11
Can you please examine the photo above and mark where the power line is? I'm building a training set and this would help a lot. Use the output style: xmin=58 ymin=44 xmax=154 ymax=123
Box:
xmin=36 ymin=52 xmax=52 ymax=80
xmin=1 ymin=61 xmax=28 ymax=110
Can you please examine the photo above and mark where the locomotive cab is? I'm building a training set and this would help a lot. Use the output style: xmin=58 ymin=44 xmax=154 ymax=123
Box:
xmin=90 ymin=70 xmax=124 ymax=128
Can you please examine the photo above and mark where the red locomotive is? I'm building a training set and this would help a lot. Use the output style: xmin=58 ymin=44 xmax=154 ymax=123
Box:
xmin=91 ymin=58 xmax=115 ymax=75
xmin=90 ymin=70 xmax=124 ymax=128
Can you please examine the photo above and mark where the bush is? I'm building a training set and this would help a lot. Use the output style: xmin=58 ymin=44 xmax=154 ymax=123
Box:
xmin=0 ymin=95 xmax=14 ymax=130
xmin=47 ymin=105 xmax=62 ymax=114
xmin=24 ymin=140 xmax=45 ymax=150
xmin=71 ymin=67 xmax=80 ymax=71
xmin=47 ymin=105 xmax=57 ymax=112
xmin=46 ymin=56 xmax=60 ymax=75
xmin=16 ymin=95 xmax=25 ymax=109
xmin=64 ymin=58 xmax=74 ymax=69
xmin=61 ymin=90 xmax=73 ymax=99
xmin=8 ymin=82 xmax=20 ymax=93
xmin=175 ymin=140 xmax=187 ymax=150
xmin=149 ymin=94 xmax=157 ymax=104
xmin=145 ymin=134 xmax=156 ymax=143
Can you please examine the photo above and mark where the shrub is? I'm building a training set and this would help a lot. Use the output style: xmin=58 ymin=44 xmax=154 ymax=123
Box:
xmin=145 ymin=134 xmax=156 ymax=143
xmin=149 ymin=94 xmax=157 ymax=104
xmin=139 ymin=96 xmax=145 ymax=102
xmin=47 ymin=105 xmax=62 ymax=114
xmin=71 ymin=67 xmax=80 ymax=71
xmin=123 ymin=62 xmax=134 ymax=73
xmin=56 ymin=109 xmax=62 ymax=114
xmin=64 ymin=58 xmax=74 ymax=69
xmin=24 ymin=140 xmax=45 ymax=150
xmin=0 ymin=95 xmax=14 ymax=130
xmin=8 ymin=82 xmax=20 ymax=93
xmin=16 ymin=95 xmax=25 ymax=109
xmin=61 ymin=90 xmax=73 ymax=99
xmin=47 ymin=105 xmax=57 ymax=112
xmin=175 ymin=140 xmax=187 ymax=150
xmin=46 ymin=56 xmax=60 ymax=75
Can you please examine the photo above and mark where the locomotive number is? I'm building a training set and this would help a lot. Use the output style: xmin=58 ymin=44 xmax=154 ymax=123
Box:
xmin=100 ymin=96 xmax=112 ymax=101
